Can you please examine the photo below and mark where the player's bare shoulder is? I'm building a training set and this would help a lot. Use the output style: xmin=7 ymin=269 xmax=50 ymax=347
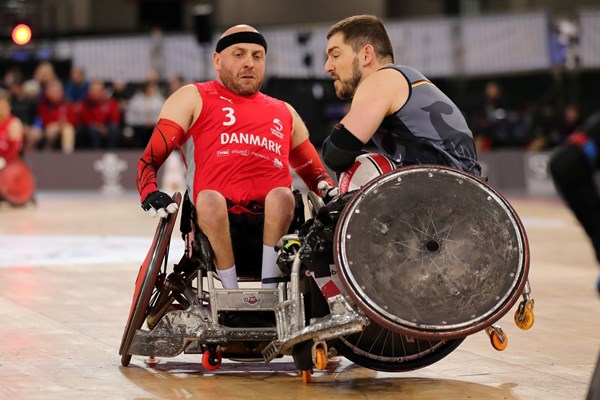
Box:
xmin=160 ymin=83 xmax=202 ymax=129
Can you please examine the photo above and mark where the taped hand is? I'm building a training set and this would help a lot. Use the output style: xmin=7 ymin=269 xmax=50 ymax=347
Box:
xmin=141 ymin=191 xmax=178 ymax=218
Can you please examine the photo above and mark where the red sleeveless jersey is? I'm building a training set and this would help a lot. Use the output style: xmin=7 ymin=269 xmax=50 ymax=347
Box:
xmin=0 ymin=116 xmax=16 ymax=159
xmin=180 ymin=81 xmax=294 ymax=205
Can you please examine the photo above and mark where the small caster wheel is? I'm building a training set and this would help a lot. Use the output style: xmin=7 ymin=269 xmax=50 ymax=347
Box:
xmin=314 ymin=347 xmax=327 ymax=371
xmin=486 ymin=326 xmax=508 ymax=351
xmin=301 ymin=370 xmax=312 ymax=383
xmin=146 ymin=356 xmax=157 ymax=367
xmin=514 ymin=301 xmax=534 ymax=330
xmin=202 ymin=349 xmax=222 ymax=371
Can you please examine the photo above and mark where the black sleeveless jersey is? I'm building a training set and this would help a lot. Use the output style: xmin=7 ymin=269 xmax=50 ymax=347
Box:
xmin=372 ymin=65 xmax=480 ymax=175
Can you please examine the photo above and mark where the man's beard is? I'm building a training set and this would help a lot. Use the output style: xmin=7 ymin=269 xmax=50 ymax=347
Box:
xmin=220 ymin=69 xmax=262 ymax=96
xmin=334 ymin=57 xmax=361 ymax=100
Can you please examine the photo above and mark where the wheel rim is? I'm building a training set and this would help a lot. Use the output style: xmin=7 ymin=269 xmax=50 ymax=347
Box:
xmin=335 ymin=165 xmax=529 ymax=339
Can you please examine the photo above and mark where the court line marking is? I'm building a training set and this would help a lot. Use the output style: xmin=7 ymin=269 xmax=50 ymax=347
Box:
xmin=0 ymin=215 xmax=565 ymax=268
xmin=0 ymin=235 xmax=184 ymax=268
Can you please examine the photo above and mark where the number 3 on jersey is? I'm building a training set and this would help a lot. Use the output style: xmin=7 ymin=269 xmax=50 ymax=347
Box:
xmin=222 ymin=107 xmax=236 ymax=126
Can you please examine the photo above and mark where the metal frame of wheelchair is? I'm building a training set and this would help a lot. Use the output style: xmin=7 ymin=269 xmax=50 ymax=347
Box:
xmin=119 ymin=165 xmax=534 ymax=382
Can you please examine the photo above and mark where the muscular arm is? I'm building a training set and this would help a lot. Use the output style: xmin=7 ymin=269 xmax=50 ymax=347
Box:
xmin=322 ymin=68 xmax=409 ymax=172
xmin=340 ymin=68 xmax=408 ymax=143
xmin=136 ymin=84 xmax=201 ymax=202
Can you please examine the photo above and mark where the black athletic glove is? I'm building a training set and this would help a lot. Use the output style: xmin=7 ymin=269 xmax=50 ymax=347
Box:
xmin=141 ymin=190 xmax=178 ymax=218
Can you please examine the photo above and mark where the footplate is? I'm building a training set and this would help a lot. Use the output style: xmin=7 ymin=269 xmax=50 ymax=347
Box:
xmin=128 ymin=306 xmax=277 ymax=358
xmin=262 ymin=294 xmax=369 ymax=362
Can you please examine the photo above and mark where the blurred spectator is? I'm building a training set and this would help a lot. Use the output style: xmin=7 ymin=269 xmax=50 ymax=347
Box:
xmin=472 ymin=81 xmax=505 ymax=151
xmin=109 ymin=80 xmax=134 ymax=145
xmin=561 ymin=104 xmax=582 ymax=138
xmin=2 ymin=66 xmax=23 ymax=90
xmin=79 ymin=80 xmax=121 ymax=149
xmin=64 ymin=66 xmax=89 ymax=102
xmin=7 ymin=80 xmax=42 ymax=152
xmin=167 ymin=74 xmax=185 ymax=96
xmin=23 ymin=61 xmax=57 ymax=102
xmin=37 ymin=80 xmax=77 ymax=153
xmin=125 ymin=81 xmax=164 ymax=148
xmin=529 ymin=103 xmax=582 ymax=151
xmin=472 ymin=81 xmax=531 ymax=150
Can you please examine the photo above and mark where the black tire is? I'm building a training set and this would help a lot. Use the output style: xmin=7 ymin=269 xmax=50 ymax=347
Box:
xmin=119 ymin=192 xmax=181 ymax=367
xmin=334 ymin=318 xmax=464 ymax=372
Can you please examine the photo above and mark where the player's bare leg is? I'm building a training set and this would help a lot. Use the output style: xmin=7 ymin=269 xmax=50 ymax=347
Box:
xmin=196 ymin=189 xmax=237 ymax=288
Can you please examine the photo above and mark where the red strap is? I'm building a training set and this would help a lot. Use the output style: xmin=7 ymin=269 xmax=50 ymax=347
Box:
xmin=568 ymin=131 xmax=588 ymax=148
xmin=137 ymin=118 xmax=185 ymax=202
xmin=289 ymin=139 xmax=333 ymax=193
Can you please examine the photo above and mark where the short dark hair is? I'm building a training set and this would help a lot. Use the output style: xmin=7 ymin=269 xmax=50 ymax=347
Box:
xmin=327 ymin=15 xmax=394 ymax=63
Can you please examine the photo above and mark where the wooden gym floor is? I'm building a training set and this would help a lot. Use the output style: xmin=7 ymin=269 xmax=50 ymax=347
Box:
xmin=0 ymin=191 xmax=598 ymax=400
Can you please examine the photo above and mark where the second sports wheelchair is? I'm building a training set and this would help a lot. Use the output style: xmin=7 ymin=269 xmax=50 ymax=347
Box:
xmin=119 ymin=164 xmax=534 ymax=383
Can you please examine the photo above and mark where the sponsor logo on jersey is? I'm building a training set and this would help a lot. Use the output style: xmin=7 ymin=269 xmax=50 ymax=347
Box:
xmin=220 ymin=96 xmax=233 ymax=104
xmin=252 ymin=152 xmax=269 ymax=160
xmin=273 ymin=158 xmax=283 ymax=169
xmin=216 ymin=149 xmax=229 ymax=157
xmin=271 ymin=118 xmax=284 ymax=139
xmin=232 ymin=149 xmax=250 ymax=156
xmin=220 ymin=132 xmax=282 ymax=155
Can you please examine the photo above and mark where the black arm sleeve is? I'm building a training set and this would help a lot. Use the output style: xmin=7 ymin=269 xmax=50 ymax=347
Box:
xmin=321 ymin=124 xmax=365 ymax=173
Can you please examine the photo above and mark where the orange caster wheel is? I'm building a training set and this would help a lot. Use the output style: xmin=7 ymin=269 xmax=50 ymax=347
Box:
xmin=514 ymin=300 xmax=535 ymax=330
xmin=202 ymin=349 xmax=222 ymax=371
xmin=314 ymin=347 xmax=328 ymax=371
xmin=301 ymin=370 xmax=312 ymax=383
xmin=486 ymin=325 xmax=508 ymax=351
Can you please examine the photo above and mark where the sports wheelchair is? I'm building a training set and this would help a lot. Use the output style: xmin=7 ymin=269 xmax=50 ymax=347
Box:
xmin=119 ymin=165 xmax=534 ymax=382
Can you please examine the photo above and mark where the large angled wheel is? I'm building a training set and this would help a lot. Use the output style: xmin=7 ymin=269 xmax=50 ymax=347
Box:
xmin=119 ymin=192 xmax=181 ymax=367
xmin=334 ymin=165 xmax=529 ymax=340
xmin=334 ymin=318 xmax=464 ymax=372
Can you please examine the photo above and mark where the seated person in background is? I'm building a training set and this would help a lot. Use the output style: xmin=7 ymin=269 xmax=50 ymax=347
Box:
xmin=136 ymin=25 xmax=333 ymax=289
xmin=7 ymin=80 xmax=42 ymax=152
xmin=64 ymin=66 xmax=90 ymax=103
xmin=79 ymin=80 xmax=121 ymax=149
xmin=37 ymin=79 xmax=76 ymax=153
xmin=0 ymin=90 xmax=24 ymax=170
xmin=125 ymin=80 xmax=165 ymax=148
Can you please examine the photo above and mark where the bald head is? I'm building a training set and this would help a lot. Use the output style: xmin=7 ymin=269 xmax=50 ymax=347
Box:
xmin=220 ymin=24 xmax=259 ymax=38
xmin=215 ymin=25 xmax=267 ymax=53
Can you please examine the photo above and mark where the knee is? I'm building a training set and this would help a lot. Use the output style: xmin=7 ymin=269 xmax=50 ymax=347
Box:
xmin=265 ymin=187 xmax=295 ymax=217
xmin=196 ymin=190 xmax=228 ymax=228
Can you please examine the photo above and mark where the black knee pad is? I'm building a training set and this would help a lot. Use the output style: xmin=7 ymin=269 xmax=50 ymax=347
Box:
xmin=549 ymin=144 xmax=592 ymax=184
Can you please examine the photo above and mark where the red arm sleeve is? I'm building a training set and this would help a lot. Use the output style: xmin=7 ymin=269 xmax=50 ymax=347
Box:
xmin=137 ymin=118 xmax=185 ymax=202
xmin=289 ymin=138 xmax=334 ymax=193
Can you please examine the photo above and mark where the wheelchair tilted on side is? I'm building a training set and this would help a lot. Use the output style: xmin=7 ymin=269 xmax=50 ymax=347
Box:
xmin=119 ymin=165 xmax=535 ymax=383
